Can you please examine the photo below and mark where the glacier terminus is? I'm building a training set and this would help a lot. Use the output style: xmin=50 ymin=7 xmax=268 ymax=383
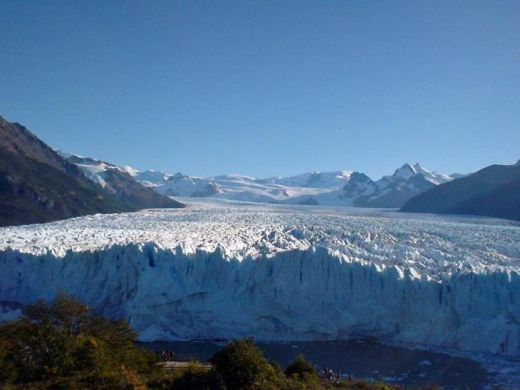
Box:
xmin=0 ymin=199 xmax=519 ymax=361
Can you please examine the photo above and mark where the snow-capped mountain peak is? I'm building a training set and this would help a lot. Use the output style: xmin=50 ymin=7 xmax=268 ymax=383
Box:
xmin=385 ymin=163 xmax=421 ymax=181
xmin=121 ymin=165 xmax=141 ymax=176
xmin=397 ymin=162 xmax=417 ymax=177
xmin=56 ymin=152 xmax=122 ymax=188
xmin=382 ymin=163 xmax=452 ymax=186
xmin=340 ymin=163 xmax=455 ymax=208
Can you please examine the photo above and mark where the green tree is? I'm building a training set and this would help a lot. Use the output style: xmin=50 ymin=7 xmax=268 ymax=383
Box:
xmin=0 ymin=291 xmax=159 ymax=388
xmin=211 ymin=338 xmax=281 ymax=390
xmin=285 ymin=353 xmax=318 ymax=383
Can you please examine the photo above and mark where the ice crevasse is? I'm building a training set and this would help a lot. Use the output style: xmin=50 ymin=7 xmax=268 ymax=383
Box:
xmin=0 ymin=202 xmax=519 ymax=357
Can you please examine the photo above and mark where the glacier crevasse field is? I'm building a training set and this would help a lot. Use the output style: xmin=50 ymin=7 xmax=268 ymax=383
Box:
xmin=0 ymin=200 xmax=519 ymax=358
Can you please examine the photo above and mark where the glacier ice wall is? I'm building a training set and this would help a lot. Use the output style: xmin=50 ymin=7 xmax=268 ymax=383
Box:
xmin=0 ymin=202 xmax=519 ymax=356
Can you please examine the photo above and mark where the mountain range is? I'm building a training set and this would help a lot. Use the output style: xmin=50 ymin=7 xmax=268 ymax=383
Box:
xmin=2 ymin=115 xmax=518 ymax=225
xmin=61 ymin=151 xmax=520 ymax=222
xmin=66 ymin=154 xmax=455 ymax=208
xmin=0 ymin=116 xmax=183 ymax=227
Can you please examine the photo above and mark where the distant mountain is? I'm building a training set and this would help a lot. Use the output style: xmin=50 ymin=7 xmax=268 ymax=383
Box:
xmin=204 ymin=164 xmax=453 ymax=208
xmin=59 ymin=153 xmax=184 ymax=210
xmin=0 ymin=116 xmax=183 ymax=227
xmin=56 ymin=158 xmax=219 ymax=199
xmin=266 ymin=170 xmax=353 ymax=189
xmin=344 ymin=163 xmax=453 ymax=208
xmin=142 ymin=171 xmax=219 ymax=198
xmin=85 ymin=159 xmax=453 ymax=208
xmin=400 ymin=161 xmax=520 ymax=221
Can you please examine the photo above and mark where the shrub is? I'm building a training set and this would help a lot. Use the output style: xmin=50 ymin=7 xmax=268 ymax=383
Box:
xmin=0 ymin=291 xmax=159 ymax=388
xmin=211 ymin=338 xmax=282 ymax=390
xmin=285 ymin=353 xmax=318 ymax=382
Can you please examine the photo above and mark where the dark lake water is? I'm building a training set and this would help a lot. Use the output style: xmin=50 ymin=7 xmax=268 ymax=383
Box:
xmin=139 ymin=339 xmax=492 ymax=389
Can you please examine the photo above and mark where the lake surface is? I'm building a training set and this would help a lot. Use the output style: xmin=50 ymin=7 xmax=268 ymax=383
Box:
xmin=140 ymin=339 xmax=492 ymax=389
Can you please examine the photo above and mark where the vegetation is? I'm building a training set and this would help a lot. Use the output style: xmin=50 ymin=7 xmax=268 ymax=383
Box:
xmin=0 ymin=294 xmax=441 ymax=389
xmin=0 ymin=292 xmax=160 ymax=389
xmin=210 ymin=338 xmax=283 ymax=389
xmin=284 ymin=353 xmax=319 ymax=383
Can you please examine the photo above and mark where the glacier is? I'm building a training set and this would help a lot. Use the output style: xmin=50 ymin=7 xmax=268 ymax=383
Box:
xmin=0 ymin=199 xmax=519 ymax=358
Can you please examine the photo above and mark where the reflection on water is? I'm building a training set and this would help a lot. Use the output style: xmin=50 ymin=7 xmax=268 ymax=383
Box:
xmin=140 ymin=339 xmax=491 ymax=389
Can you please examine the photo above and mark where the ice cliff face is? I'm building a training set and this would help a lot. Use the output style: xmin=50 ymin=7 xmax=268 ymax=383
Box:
xmin=0 ymin=200 xmax=519 ymax=356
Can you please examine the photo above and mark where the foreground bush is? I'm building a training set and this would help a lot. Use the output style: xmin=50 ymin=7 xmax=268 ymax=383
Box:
xmin=284 ymin=353 xmax=318 ymax=383
xmin=0 ymin=292 xmax=159 ymax=389
xmin=211 ymin=338 xmax=283 ymax=389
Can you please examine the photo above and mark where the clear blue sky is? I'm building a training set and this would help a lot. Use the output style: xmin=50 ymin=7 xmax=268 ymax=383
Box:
xmin=1 ymin=0 xmax=519 ymax=179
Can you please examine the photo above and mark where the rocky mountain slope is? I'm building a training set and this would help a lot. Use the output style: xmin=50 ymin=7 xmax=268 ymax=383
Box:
xmin=0 ymin=116 xmax=183 ymax=227
xmin=400 ymin=162 xmax=520 ymax=221
xmin=61 ymin=153 xmax=184 ymax=211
